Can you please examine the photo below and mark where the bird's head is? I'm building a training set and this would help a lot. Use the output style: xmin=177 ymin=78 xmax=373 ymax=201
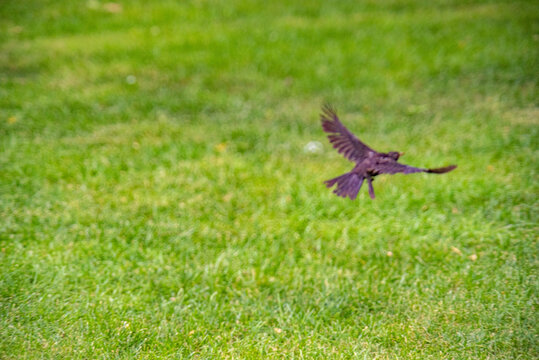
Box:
xmin=387 ymin=151 xmax=404 ymax=160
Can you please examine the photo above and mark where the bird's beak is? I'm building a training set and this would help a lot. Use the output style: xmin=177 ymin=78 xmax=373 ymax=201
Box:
xmin=399 ymin=152 xmax=405 ymax=157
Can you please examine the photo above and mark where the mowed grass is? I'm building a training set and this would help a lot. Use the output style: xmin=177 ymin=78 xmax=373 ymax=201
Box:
xmin=1 ymin=0 xmax=537 ymax=358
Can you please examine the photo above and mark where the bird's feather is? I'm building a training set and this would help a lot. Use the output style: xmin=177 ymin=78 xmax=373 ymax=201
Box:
xmin=425 ymin=165 xmax=457 ymax=174
xmin=374 ymin=161 xmax=425 ymax=175
xmin=325 ymin=172 xmax=364 ymax=200
xmin=375 ymin=161 xmax=457 ymax=175
xmin=321 ymin=105 xmax=375 ymax=163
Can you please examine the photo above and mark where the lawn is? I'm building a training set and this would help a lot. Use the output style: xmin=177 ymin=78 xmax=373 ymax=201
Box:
xmin=0 ymin=0 xmax=537 ymax=358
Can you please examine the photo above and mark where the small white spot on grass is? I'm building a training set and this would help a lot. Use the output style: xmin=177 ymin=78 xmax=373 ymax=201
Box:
xmin=304 ymin=141 xmax=323 ymax=154
xmin=126 ymin=75 xmax=137 ymax=84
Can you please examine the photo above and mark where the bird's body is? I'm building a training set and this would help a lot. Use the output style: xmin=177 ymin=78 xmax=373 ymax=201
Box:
xmin=321 ymin=105 xmax=456 ymax=199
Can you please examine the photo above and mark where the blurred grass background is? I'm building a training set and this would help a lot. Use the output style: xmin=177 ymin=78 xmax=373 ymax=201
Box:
xmin=0 ymin=0 xmax=537 ymax=358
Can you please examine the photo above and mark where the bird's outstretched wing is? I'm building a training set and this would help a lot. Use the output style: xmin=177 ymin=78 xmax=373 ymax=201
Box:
xmin=375 ymin=161 xmax=457 ymax=175
xmin=321 ymin=105 xmax=376 ymax=162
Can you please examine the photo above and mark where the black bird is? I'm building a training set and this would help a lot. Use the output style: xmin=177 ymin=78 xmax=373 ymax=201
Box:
xmin=321 ymin=105 xmax=457 ymax=199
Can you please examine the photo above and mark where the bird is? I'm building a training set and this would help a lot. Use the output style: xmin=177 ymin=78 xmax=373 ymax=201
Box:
xmin=321 ymin=105 xmax=457 ymax=200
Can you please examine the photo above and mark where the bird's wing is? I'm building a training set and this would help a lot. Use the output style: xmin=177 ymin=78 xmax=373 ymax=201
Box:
xmin=375 ymin=161 xmax=457 ymax=175
xmin=321 ymin=105 xmax=376 ymax=162
xmin=375 ymin=161 xmax=425 ymax=175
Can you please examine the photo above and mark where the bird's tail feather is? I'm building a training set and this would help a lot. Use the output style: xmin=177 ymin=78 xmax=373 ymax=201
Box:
xmin=426 ymin=165 xmax=457 ymax=174
xmin=324 ymin=172 xmax=364 ymax=200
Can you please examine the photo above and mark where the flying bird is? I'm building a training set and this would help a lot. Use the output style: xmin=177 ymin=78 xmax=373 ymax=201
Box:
xmin=321 ymin=105 xmax=456 ymax=199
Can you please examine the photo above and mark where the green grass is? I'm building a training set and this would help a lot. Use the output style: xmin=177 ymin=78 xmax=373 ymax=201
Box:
xmin=1 ymin=0 xmax=538 ymax=358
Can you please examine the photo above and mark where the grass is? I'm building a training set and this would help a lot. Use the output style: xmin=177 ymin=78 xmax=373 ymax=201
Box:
xmin=0 ymin=0 xmax=537 ymax=358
